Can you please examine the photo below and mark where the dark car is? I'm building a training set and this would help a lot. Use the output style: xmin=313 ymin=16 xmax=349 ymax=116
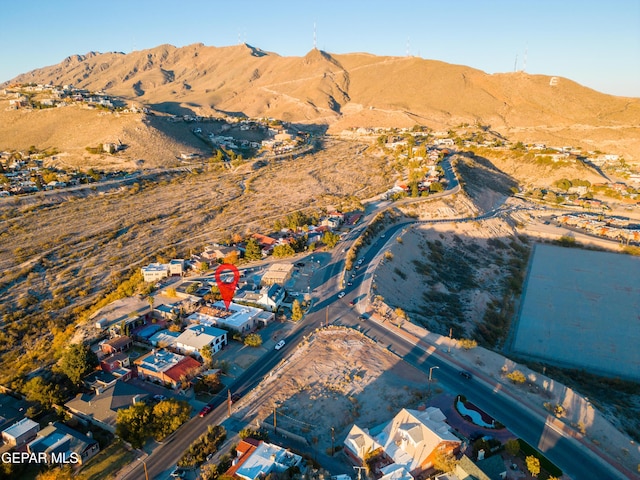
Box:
xmin=199 ymin=405 xmax=213 ymax=417
xmin=459 ymin=371 xmax=473 ymax=379
xmin=231 ymin=393 xmax=241 ymax=403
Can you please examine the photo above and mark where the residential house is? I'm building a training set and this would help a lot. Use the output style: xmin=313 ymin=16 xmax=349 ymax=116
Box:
xmin=168 ymin=259 xmax=185 ymax=276
xmin=234 ymin=284 xmax=286 ymax=312
xmin=27 ymin=422 xmax=99 ymax=466
xmin=1 ymin=418 xmax=39 ymax=447
xmin=65 ymin=380 xmax=149 ymax=433
xmin=100 ymin=335 xmax=132 ymax=355
xmin=0 ymin=394 xmax=31 ymax=433
xmin=99 ymin=352 xmax=133 ymax=381
xmin=226 ymin=439 xmax=304 ymax=480
xmin=252 ymin=234 xmax=278 ymax=256
xmin=344 ymin=408 xmax=461 ymax=476
xmin=135 ymin=349 xmax=201 ymax=389
xmin=202 ymin=245 xmax=242 ymax=262
xmin=174 ymin=325 xmax=228 ymax=359
xmin=148 ymin=329 xmax=181 ymax=348
xmin=141 ymin=263 xmax=169 ymax=283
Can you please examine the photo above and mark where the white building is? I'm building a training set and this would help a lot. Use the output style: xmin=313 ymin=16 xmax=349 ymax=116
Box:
xmin=2 ymin=418 xmax=40 ymax=446
xmin=235 ymin=441 xmax=304 ymax=480
xmin=141 ymin=263 xmax=170 ymax=283
xmin=188 ymin=302 xmax=270 ymax=334
xmin=174 ymin=325 xmax=228 ymax=358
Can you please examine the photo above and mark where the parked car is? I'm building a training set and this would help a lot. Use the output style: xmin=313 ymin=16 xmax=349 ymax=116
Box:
xmin=153 ymin=394 xmax=166 ymax=401
xmin=170 ymin=467 xmax=186 ymax=478
xmin=231 ymin=393 xmax=241 ymax=403
xmin=275 ymin=340 xmax=286 ymax=350
xmin=338 ymin=291 xmax=346 ymax=298
xmin=349 ymin=300 xmax=355 ymax=306
xmin=199 ymin=405 xmax=213 ymax=417
xmin=459 ymin=371 xmax=473 ymax=379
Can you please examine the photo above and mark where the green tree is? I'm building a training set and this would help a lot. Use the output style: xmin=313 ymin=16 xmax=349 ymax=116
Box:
xmin=56 ymin=343 xmax=99 ymax=385
xmin=526 ymin=455 xmax=541 ymax=477
xmin=23 ymin=377 xmax=62 ymax=409
xmin=554 ymin=178 xmax=572 ymax=191
xmin=459 ymin=338 xmax=478 ymax=350
xmin=116 ymin=402 xmax=153 ymax=448
xmin=506 ymin=370 xmax=526 ymax=384
xmin=201 ymin=344 xmax=213 ymax=367
xmin=322 ymin=231 xmax=341 ymax=249
xmin=429 ymin=182 xmax=444 ymax=193
xmin=432 ymin=450 xmax=457 ymax=473
xmin=272 ymin=244 xmax=295 ymax=258
xmin=0 ymin=174 xmax=9 ymax=185
xmin=505 ymin=438 xmax=520 ymax=456
xmin=244 ymin=238 xmax=262 ymax=261
xmin=244 ymin=333 xmax=262 ymax=347
xmin=291 ymin=300 xmax=303 ymax=321
xmin=152 ymin=399 xmax=191 ymax=441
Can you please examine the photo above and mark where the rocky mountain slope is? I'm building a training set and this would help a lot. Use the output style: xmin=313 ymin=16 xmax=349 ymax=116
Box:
xmin=5 ymin=43 xmax=640 ymax=161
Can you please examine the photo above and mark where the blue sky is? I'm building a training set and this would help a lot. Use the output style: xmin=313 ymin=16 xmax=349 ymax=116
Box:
xmin=1 ymin=0 xmax=639 ymax=97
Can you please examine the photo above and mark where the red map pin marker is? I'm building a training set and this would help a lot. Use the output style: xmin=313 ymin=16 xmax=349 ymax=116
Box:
xmin=215 ymin=264 xmax=240 ymax=310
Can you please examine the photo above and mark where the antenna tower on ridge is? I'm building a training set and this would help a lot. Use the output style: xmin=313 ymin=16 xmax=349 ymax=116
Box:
xmin=523 ymin=46 xmax=528 ymax=72
xmin=313 ymin=22 xmax=317 ymax=50
xmin=406 ymin=37 xmax=410 ymax=57
xmin=514 ymin=54 xmax=518 ymax=72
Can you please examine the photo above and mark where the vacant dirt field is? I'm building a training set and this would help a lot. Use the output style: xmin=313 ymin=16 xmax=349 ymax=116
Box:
xmin=237 ymin=327 xmax=431 ymax=450
xmin=0 ymin=139 xmax=394 ymax=381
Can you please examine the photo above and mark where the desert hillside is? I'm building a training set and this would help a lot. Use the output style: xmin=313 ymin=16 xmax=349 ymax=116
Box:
xmin=5 ymin=43 xmax=640 ymax=161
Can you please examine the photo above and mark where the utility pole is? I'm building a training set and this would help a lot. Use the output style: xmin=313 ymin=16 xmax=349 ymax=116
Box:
xmin=273 ymin=407 xmax=277 ymax=435
xmin=227 ymin=390 xmax=232 ymax=417
xmin=331 ymin=426 xmax=335 ymax=456
xmin=448 ymin=328 xmax=452 ymax=353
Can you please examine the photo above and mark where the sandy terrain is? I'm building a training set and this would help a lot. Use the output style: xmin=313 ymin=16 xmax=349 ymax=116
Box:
xmin=236 ymin=327 xmax=431 ymax=450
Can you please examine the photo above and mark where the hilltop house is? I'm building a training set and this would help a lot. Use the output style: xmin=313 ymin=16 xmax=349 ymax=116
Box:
xmin=344 ymin=408 xmax=461 ymax=477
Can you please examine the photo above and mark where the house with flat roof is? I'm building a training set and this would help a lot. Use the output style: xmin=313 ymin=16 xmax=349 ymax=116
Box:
xmin=226 ymin=439 xmax=304 ymax=480
xmin=2 ymin=417 xmax=39 ymax=447
xmin=189 ymin=302 xmax=265 ymax=334
xmin=0 ymin=394 xmax=31 ymax=433
xmin=65 ymin=381 xmax=149 ymax=433
xmin=261 ymin=263 xmax=294 ymax=286
xmin=174 ymin=325 xmax=228 ymax=359
xmin=135 ymin=349 xmax=201 ymax=389
xmin=148 ymin=329 xmax=180 ymax=348
xmin=344 ymin=408 xmax=461 ymax=476
xmin=27 ymin=422 xmax=99 ymax=466
xmin=141 ymin=263 xmax=170 ymax=283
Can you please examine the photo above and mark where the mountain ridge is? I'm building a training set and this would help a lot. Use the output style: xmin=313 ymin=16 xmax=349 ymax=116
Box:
xmin=4 ymin=43 xmax=640 ymax=160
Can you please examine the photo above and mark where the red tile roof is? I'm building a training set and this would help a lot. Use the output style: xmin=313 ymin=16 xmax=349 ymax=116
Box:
xmin=164 ymin=356 xmax=201 ymax=383
xmin=225 ymin=439 xmax=262 ymax=478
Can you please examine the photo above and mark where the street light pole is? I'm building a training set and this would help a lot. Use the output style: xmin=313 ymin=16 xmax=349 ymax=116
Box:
xmin=428 ymin=366 xmax=439 ymax=398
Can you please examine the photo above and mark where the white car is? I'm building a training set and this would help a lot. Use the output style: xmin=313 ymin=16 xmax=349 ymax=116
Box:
xmin=275 ymin=340 xmax=285 ymax=350
xmin=338 ymin=291 xmax=346 ymax=299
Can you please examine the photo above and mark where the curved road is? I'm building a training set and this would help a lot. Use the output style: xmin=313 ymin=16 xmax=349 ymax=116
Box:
xmin=122 ymin=161 xmax=629 ymax=480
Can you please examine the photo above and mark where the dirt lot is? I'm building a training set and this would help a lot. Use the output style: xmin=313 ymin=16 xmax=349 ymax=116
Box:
xmin=236 ymin=327 xmax=431 ymax=450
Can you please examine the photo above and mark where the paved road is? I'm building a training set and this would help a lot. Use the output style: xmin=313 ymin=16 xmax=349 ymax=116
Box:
xmin=122 ymin=162 xmax=628 ymax=479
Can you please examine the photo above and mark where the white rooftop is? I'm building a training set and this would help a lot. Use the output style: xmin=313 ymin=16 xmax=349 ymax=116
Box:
xmin=236 ymin=442 xmax=302 ymax=480
xmin=2 ymin=417 xmax=39 ymax=439
xmin=175 ymin=325 xmax=227 ymax=350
